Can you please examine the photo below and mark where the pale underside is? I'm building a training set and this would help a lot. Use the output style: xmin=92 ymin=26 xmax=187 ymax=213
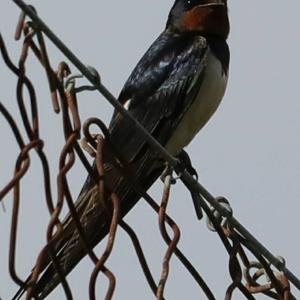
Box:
xmin=166 ymin=49 xmax=228 ymax=155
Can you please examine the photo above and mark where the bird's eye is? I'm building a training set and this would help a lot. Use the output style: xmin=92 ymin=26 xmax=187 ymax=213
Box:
xmin=186 ymin=0 xmax=198 ymax=7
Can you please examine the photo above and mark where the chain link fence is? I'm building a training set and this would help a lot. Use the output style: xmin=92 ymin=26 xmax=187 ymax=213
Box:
xmin=1 ymin=2 xmax=299 ymax=299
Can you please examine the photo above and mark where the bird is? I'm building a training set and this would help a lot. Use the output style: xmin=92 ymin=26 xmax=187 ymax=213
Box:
xmin=13 ymin=0 xmax=230 ymax=298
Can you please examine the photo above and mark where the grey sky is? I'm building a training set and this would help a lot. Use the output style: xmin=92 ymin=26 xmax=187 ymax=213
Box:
xmin=1 ymin=1 xmax=300 ymax=299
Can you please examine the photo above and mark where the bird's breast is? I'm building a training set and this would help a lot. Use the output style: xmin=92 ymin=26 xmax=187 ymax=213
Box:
xmin=166 ymin=50 xmax=228 ymax=155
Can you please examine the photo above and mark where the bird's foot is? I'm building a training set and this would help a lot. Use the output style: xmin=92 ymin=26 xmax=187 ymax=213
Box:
xmin=160 ymin=150 xmax=198 ymax=183
xmin=160 ymin=150 xmax=203 ymax=220
xmin=175 ymin=150 xmax=198 ymax=180
xmin=176 ymin=150 xmax=203 ymax=220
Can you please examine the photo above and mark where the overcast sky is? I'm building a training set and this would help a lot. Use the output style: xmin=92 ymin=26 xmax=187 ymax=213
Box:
xmin=1 ymin=1 xmax=300 ymax=299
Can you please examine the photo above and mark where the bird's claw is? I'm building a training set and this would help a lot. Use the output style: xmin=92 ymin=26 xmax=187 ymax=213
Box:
xmin=175 ymin=150 xmax=198 ymax=180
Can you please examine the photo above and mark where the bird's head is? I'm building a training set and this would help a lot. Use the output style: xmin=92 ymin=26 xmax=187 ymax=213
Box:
xmin=166 ymin=0 xmax=229 ymax=39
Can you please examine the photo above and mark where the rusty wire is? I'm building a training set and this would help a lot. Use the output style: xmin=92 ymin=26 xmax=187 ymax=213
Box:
xmin=0 ymin=3 xmax=299 ymax=300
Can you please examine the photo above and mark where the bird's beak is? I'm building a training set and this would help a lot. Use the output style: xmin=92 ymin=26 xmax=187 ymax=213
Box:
xmin=196 ymin=2 xmax=225 ymax=9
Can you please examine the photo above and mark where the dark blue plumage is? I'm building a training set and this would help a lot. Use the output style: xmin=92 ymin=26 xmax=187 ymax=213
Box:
xmin=110 ymin=32 xmax=209 ymax=163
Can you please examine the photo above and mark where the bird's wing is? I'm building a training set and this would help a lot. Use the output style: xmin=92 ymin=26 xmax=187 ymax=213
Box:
xmin=109 ymin=32 xmax=209 ymax=162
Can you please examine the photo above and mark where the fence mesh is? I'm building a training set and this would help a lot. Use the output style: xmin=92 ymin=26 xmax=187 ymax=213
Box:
xmin=0 ymin=2 xmax=299 ymax=299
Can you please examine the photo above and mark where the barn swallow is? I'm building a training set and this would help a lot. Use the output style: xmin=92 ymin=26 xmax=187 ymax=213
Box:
xmin=13 ymin=0 xmax=230 ymax=298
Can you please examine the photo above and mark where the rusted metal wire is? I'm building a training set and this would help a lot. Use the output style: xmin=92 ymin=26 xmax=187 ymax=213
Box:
xmin=157 ymin=175 xmax=180 ymax=300
xmin=1 ymin=3 xmax=299 ymax=300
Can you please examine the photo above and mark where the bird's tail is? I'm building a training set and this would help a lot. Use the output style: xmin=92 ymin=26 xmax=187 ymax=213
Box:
xmin=11 ymin=146 xmax=163 ymax=299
